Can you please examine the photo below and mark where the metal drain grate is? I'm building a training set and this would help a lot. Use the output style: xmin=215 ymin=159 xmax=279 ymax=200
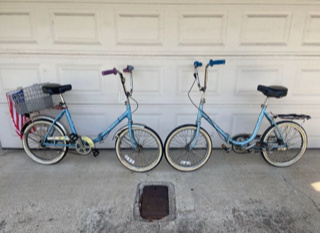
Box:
xmin=140 ymin=185 xmax=169 ymax=220
xmin=134 ymin=182 xmax=176 ymax=222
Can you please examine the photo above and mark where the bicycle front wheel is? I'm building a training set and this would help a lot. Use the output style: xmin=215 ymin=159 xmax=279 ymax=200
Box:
xmin=22 ymin=120 xmax=68 ymax=165
xmin=164 ymin=125 xmax=212 ymax=172
xmin=261 ymin=121 xmax=307 ymax=167
xmin=115 ymin=126 xmax=163 ymax=172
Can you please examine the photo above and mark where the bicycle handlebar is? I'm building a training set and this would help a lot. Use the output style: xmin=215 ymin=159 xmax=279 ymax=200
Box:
xmin=102 ymin=65 xmax=135 ymax=99
xmin=102 ymin=68 xmax=117 ymax=76
xmin=202 ymin=59 xmax=225 ymax=92
xmin=192 ymin=59 xmax=226 ymax=94
xmin=209 ymin=59 xmax=225 ymax=67
xmin=194 ymin=61 xmax=202 ymax=68
xmin=123 ymin=65 xmax=134 ymax=73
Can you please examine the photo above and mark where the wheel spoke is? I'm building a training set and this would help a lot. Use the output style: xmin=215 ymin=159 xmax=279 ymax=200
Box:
xmin=116 ymin=128 xmax=162 ymax=172
xmin=23 ymin=121 xmax=67 ymax=165
xmin=262 ymin=122 xmax=307 ymax=167
xmin=165 ymin=126 xmax=212 ymax=171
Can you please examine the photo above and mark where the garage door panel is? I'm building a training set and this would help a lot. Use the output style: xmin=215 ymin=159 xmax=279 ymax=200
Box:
xmin=66 ymin=106 xmax=108 ymax=138
xmin=240 ymin=11 xmax=293 ymax=46
xmin=306 ymin=117 xmax=320 ymax=148
xmin=133 ymin=66 xmax=164 ymax=97
xmin=0 ymin=9 xmax=37 ymax=44
xmin=0 ymin=1 xmax=319 ymax=148
xmin=51 ymin=10 xmax=101 ymax=45
xmin=115 ymin=10 xmax=164 ymax=46
xmin=177 ymin=11 xmax=228 ymax=46
xmin=302 ymin=12 xmax=320 ymax=46
xmin=1 ymin=3 xmax=320 ymax=54
xmin=56 ymin=64 xmax=112 ymax=104
xmin=177 ymin=66 xmax=221 ymax=97
xmin=231 ymin=113 xmax=270 ymax=137
xmin=234 ymin=66 xmax=283 ymax=96
xmin=1 ymin=56 xmax=319 ymax=106
xmin=0 ymin=64 xmax=42 ymax=102
xmin=133 ymin=113 xmax=162 ymax=132
xmin=0 ymin=105 xmax=22 ymax=147
xmin=286 ymin=61 xmax=320 ymax=105
xmin=293 ymin=68 xmax=320 ymax=96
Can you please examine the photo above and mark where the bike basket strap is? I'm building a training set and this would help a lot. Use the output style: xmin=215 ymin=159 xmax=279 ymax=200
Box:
xmin=6 ymin=83 xmax=54 ymax=115
xmin=102 ymin=68 xmax=117 ymax=76
xmin=257 ymin=85 xmax=288 ymax=98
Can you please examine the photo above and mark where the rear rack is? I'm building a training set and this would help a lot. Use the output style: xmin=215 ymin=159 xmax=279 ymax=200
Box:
xmin=273 ymin=114 xmax=311 ymax=121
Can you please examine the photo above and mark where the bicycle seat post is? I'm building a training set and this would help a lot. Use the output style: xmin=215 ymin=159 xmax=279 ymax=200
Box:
xmin=59 ymin=94 xmax=67 ymax=108
xmin=262 ymin=97 xmax=270 ymax=108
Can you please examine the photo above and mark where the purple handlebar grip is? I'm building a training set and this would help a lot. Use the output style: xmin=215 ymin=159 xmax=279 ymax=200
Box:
xmin=123 ymin=65 xmax=134 ymax=73
xmin=102 ymin=68 xmax=117 ymax=76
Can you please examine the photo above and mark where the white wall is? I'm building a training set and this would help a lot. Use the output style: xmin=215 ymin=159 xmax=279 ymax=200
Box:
xmin=0 ymin=1 xmax=319 ymax=148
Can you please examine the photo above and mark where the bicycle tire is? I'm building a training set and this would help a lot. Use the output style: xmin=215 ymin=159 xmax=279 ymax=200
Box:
xmin=260 ymin=121 xmax=307 ymax=167
xmin=164 ymin=124 xmax=212 ymax=172
xmin=115 ymin=126 xmax=163 ymax=172
xmin=22 ymin=120 xmax=68 ymax=165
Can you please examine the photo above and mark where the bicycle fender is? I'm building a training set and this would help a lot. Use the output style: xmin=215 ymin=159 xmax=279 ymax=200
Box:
xmin=21 ymin=115 xmax=68 ymax=136
xmin=112 ymin=123 xmax=146 ymax=140
xmin=261 ymin=120 xmax=307 ymax=143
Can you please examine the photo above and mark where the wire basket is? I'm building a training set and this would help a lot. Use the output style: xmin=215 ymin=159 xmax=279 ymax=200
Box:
xmin=7 ymin=83 xmax=54 ymax=115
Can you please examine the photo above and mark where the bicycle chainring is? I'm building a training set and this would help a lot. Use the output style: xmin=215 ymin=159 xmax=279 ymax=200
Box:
xmin=75 ymin=136 xmax=94 ymax=155
xmin=232 ymin=134 xmax=251 ymax=154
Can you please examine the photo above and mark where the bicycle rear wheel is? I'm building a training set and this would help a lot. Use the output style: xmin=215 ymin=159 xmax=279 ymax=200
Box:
xmin=164 ymin=125 xmax=212 ymax=172
xmin=261 ymin=121 xmax=307 ymax=167
xmin=115 ymin=126 xmax=163 ymax=172
xmin=22 ymin=120 xmax=68 ymax=165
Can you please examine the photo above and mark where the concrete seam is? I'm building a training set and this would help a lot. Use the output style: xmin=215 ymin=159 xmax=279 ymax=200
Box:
xmin=282 ymin=175 xmax=320 ymax=213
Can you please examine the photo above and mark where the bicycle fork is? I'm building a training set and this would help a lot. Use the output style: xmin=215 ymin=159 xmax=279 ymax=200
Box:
xmin=188 ymin=104 xmax=204 ymax=151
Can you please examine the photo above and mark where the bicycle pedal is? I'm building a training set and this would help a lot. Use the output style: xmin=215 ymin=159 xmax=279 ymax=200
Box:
xmin=69 ymin=133 xmax=79 ymax=143
xmin=221 ymin=144 xmax=230 ymax=153
xmin=92 ymin=149 xmax=99 ymax=157
xmin=256 ymin=141 xmax=268 ymax=148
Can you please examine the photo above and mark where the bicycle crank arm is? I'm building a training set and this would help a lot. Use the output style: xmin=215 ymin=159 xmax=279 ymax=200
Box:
xmin=47 ymin=136 xmax=70 ymax=141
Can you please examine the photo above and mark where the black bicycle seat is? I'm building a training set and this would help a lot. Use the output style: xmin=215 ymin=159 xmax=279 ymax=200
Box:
xmin=42 ymin=83 xmax=72 ymax=95
xmin=257 ymin=85 xmax=288 ymax=98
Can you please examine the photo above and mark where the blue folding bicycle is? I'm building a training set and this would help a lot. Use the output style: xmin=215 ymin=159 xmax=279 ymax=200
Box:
xmin=164 ymin=60 xmax=310 ymax=172
xmin=21 ymin=66 xmax=163 ymax=172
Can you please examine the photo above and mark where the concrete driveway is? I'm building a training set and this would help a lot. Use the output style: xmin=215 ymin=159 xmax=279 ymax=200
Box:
xmin=0 ymin=148 xmax=319 ymax=233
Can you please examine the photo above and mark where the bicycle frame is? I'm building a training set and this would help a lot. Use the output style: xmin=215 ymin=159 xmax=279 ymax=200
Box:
xmin=190 ymin=100 xmax=287 ymax=150
xmin=42 ymin=103 xmax=138 ymax=149
xmin=41 ymin=66 xmax=140 ymax=150
xmin=189 ymin=61 xmax=287 ymax=151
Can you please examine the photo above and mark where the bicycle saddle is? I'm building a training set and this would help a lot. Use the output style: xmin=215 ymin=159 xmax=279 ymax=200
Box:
xmin=42 ymin=83 xmax=72 ymax=95
xmin=257 ymin=85 xmax=288 ymax=98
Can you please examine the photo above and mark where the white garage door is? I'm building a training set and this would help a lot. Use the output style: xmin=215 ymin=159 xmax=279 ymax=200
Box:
xmin=0 ymin=1 xmax=319 ymax=148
